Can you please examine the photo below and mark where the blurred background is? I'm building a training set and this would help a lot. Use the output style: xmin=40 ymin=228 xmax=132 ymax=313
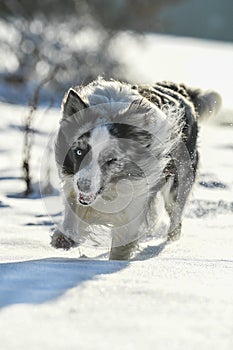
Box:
xmin=0 ymin=0 xmax=232 ymax=107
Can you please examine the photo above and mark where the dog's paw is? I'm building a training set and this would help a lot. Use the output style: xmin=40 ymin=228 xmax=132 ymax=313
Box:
xmin=51 ymin=230 xmax=76 ymax=250
xmin=109 ymin=241 xmax=137 ymax=260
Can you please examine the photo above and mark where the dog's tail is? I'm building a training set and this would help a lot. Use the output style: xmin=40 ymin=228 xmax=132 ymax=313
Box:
xmin=187 ymin=87 xmax=222 ymax=120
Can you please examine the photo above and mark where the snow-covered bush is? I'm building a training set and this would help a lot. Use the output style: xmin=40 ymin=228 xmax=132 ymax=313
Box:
xmin=0 ymin=0 xmax=122 ymax=105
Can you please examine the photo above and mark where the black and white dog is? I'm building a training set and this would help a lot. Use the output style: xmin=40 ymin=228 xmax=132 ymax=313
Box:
xmin=51 ymin=78 xmax=221 ymax=259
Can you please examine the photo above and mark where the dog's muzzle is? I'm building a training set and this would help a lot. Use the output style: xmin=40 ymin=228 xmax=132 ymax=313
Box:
xmin=78 ymin=192 xmax=96 ymax=206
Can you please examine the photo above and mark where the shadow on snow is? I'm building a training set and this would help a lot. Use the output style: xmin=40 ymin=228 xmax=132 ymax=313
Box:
xmin=0 ymin=242 xmax=167 ymax=309
xmin=0 ymin=258 xmax=128 ymax=309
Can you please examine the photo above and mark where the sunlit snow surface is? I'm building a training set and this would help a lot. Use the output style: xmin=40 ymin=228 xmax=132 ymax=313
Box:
xmin=0 ymin=34 xmax=233 ymax=350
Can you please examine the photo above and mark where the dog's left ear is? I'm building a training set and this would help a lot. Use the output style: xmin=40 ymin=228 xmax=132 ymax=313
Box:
xmin=62 ymin=88 xmax=88 ymax=118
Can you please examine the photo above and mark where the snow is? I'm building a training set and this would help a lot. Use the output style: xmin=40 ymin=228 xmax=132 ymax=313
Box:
xmin=0 ymin=33 xmax=233 ymax=350
xmin=112 ymin=33 xmax=233 ymax=108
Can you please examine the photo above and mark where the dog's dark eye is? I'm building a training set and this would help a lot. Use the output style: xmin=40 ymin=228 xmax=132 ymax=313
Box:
xmin=106 ymin=158 xmax=117 ymax=165
xmin=76 ymin=149 xmax=82 ymax=156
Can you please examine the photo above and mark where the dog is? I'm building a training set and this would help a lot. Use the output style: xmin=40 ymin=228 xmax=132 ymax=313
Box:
xmin=51 ymin=77 xmax=221 ymax=260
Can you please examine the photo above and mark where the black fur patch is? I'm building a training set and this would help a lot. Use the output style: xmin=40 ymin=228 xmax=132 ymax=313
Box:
xmin=108 ymin=123 xmax=152 ymax=148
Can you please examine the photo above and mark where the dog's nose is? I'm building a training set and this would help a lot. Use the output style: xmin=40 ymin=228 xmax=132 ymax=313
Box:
xmin=77 ymin=178 xmax=91 ymax=192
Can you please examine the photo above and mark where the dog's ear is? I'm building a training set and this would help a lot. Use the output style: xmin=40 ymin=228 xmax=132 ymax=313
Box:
xmin=62 ymin=88 xmax=88 ymax=118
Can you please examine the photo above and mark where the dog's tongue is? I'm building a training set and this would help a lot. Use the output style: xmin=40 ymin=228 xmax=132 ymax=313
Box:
xmin=78 ymin=192 xmax=96 ymax=205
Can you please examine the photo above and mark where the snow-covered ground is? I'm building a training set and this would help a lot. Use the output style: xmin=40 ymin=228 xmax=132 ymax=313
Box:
xmin=0 ymin=34 xmax=233 ymax=350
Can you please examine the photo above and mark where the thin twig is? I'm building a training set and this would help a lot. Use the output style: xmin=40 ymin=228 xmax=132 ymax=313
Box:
xmin=22 ymin=66 xmax=59 ymax=195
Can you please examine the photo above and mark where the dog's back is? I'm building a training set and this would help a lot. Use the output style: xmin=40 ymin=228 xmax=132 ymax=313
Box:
xmin=132 ymin=81 xmax=221 ymax=241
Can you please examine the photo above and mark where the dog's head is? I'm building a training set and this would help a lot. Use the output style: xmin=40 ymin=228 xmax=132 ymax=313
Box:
xmin=57 ymin=88 xmax=156 ymax=206
xmin=56 ymin=83 xmax=180 ymax=206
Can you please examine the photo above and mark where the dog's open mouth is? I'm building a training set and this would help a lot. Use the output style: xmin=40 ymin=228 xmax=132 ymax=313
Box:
xmin=78 ymin=192 xmax=96 ymax=206
xmin=78 ymin=187 xmax=104 ymax=206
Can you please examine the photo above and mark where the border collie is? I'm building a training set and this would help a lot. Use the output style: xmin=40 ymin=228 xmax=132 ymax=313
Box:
xmin=51 ymin=78 xmax=221 ymax=259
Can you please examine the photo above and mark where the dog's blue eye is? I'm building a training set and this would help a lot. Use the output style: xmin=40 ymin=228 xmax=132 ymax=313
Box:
xmin=76 ymin=149 xmax=82 ymax=156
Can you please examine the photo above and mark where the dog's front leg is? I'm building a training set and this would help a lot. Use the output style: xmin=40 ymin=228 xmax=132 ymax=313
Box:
xmin=51 ymin=200 xmax=79 ymax=250
xmin=109 ymin=216 xmax=143 ymax=260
